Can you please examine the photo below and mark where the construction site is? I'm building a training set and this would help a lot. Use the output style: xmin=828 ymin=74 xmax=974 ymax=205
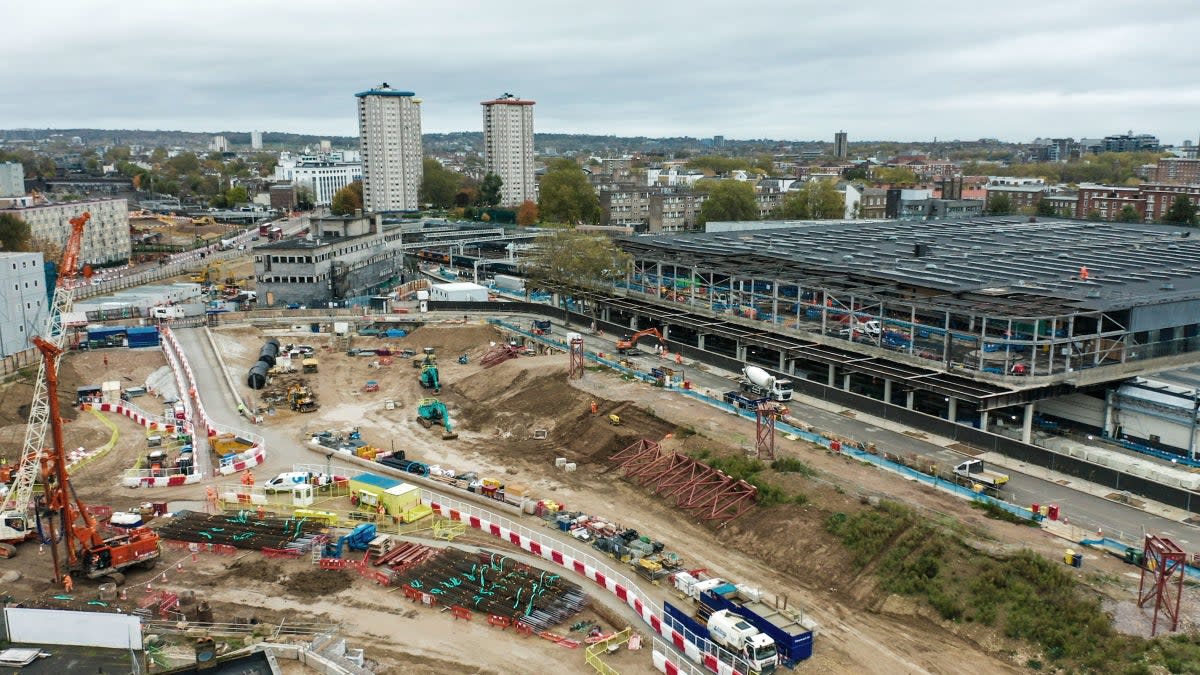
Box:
xmin=2 ymin=215 xmax=1200 ymax=673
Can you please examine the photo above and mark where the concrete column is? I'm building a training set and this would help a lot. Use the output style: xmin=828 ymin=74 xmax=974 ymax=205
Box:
xmin=1103 ymin=389 xmax=1116 ymax=437
xmin=842 ymin=374 xmax=851 ymax=391
xmin=883 ymin=378 xmax=893 ymax=404
xmin=947 ymin=397 xmax=958 ymax=422
xmin=697 ymin=334 xmax=706 ymax=350
xmin=979 ymin=410 xmax=989 ymax=430
xmin=736 ymin=342 xmax=746 ymax=362
xmin=906 ymin=390 xmax=915 ymax=410
xmin=629 ymin=316 xmax=638 ymax=330
xmin=779 ymin=352 xmax=786 ymax=371
xmin=661 ymin=325 xmax=670 ymax=341
xmin=827 ymin=364 xmax=837 ymax=387
xmin=1022 ymin=403 xmax=1035 ymax=444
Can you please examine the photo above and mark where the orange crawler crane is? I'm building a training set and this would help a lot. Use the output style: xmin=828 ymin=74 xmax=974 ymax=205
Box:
xmin=34 ymin=335 xmax=160 ymax=584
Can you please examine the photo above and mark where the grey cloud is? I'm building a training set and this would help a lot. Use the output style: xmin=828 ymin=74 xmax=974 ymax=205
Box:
xmin=3 ymin=0 xmax=1198 ymax=142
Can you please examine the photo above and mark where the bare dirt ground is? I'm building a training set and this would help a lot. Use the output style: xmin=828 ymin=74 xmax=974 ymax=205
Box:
xmin=0 ymin=322 xmax=1178 ymax=674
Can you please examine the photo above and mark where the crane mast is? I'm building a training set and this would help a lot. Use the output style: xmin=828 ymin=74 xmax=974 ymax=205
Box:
xmin=0 ymin=213 xmax=89 ymax=534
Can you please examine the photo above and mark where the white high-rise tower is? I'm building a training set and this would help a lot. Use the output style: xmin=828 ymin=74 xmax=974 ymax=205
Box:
xmin=356 ymin=83 xmax=423 ymax=212
xmin=482 ymin=93 xmax=535 ymax=207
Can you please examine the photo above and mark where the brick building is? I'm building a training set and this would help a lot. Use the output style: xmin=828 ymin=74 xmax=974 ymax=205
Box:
xmin=1140 ymin=183 xmax=1200 ymax=222
xmin=1076 ymin=185 xmax=1145 ymax=221
xmin=1154 ymin=158 xmax=1200 ymax=184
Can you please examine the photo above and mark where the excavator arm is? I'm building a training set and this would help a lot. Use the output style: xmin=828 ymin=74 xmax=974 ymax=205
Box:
xmin=616 ymin=328 xmax=666 ymax=353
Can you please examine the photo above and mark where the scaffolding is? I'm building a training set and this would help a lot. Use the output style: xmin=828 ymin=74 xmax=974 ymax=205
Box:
xmin=1137 ymin=534 xmax=1188 ymax=636
xmin=609 ymin=440 xmax=758 ymax=524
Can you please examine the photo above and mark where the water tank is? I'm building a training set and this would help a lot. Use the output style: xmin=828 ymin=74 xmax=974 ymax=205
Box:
xmin=247 ymin=360 xmax=271 ymax=389
xmin=258 ymin=339 xmax=280 ymax=367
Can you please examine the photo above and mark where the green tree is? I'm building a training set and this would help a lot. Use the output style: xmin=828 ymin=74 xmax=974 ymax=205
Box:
xmin=1163 ymin=194 xmax=1198 ymax=226
xmin=697 ymin=180 xmax=757 ymax=225
xmin=1116 ymin=204 xmax=1142 ymax=223
xmin=987 ymin=193 xmax=1013 ymax=215
xmin=775 ymin=180 xmax=845 ymax=219
xmin=538 ymin=159 xmax=601 ymax=224
xmin=517 ymin=200 xmax=539 ymax=226
xmin=166 ymin=152 xmax=201 ymax=176
xmin=419 ymin=158 xmax=464 ymax=208
xmin=295 ymin=185 xmax=315 ymax=211
xmin=874 ymin=166 xmax=919 ymax=184
xmin=225 ymin=186 xmax=249 ymax=206
xmin=479 ymin=172 xmax=503 ymax=207
xmin=686 ymin=155 xmax=750 ymax=175
xmin=1086 ymin=209 xmax=1102 ymax=221
xmin=523 ymin=229 xmax=632 ymax=306
xmin=1035 ymin=199 xmax=1057 ymax=217
xmin=0 ymin=213 xmax=32 ymax=252
xmin=330 ymin=180 xmax=364 ymax=215
xmin=844 ymin=166 xmax=870 ymax=181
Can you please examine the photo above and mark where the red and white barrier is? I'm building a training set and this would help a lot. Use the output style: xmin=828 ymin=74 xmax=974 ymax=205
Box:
xmin=426 ymin=495 xmax=748 ymax=675
xmin=150 ymin=327 xmax=268 ymax=483
xmin=85 ymin=401 xmax=189 ymax=436
xmin=121 ymin=471 xmax=203 ymax=488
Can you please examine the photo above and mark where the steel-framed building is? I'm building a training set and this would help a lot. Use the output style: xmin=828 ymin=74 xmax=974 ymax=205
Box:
xmin=601 ymin=218 xmax=1200 ymax=442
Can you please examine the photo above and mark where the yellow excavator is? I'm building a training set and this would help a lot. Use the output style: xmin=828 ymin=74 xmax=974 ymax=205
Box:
xmin=188 ymin=261 xmax=223 ymax=284
xmin=191 ymin=215 xmax=216 ymax=226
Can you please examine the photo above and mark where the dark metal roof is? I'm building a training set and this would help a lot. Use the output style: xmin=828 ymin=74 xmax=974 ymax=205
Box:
xmin=620 ymin=218 xmax=1200 ymax=315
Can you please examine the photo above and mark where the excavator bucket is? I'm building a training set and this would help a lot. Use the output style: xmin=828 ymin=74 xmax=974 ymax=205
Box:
xmin=441 ymin=430 xmax=458 ymax=440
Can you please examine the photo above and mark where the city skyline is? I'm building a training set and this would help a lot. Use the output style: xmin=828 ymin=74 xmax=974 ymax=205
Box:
xmin=2 ymin=1 xmax=1198 ymax=142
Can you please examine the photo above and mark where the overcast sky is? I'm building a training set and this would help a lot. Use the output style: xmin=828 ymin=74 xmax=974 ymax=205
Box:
xmin=4 ymin=0 xmax=1198 ymax=143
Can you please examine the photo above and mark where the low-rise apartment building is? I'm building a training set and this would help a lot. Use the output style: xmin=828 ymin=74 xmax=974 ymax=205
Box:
xmin=3 ymin=198 xmax=131 ymax=266
xmin=0 ymin=252 xmax=48 ymax=357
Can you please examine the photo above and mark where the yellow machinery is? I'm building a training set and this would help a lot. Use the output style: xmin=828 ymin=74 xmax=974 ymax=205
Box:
xmin=608 ymin=414 xmax=622 ymax=426
xmin=188 ymin=261 xmax=223 ymax=284
xmin=302 ymin=358 xmax=319 ymax=373
xmin=190 ymin=215 xmax=216 ymax=226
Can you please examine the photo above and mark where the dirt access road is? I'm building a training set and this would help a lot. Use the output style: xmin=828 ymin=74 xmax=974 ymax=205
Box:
xmin=190 ymin=322 xmax=1033 ymax=673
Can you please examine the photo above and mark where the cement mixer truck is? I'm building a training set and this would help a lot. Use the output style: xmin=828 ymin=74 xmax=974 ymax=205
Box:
xmin=740 ymin=366 xmax=793 ymax=402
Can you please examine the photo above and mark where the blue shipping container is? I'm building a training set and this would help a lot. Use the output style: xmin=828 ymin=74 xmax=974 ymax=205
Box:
xmin=127 ymin=326 xmax=160 ymax=347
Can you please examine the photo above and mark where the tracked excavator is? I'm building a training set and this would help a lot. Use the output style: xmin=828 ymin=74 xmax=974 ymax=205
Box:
xmin=416 ymin=398 xmax=458 ymax=440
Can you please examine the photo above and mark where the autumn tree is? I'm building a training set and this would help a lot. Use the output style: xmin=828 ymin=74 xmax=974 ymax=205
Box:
xmin=523 ymin=229 xmax=632 ymax=310
xmin=479 ymin=172 xmax=503 ymax=207
xmin=874 ymin=166 xmax=919 ymax=184
xmin=1164 ymin=194 xmax=1198 ymax=226
xmin=774 ymin=180 xmax=844 ymax=219
xmin=517 ymin=200 xmax=539 ymax=226
xmin=330 ymin=180 xmax=364 ymax=215
xmin=538 ymin=159 xmax=601 ymax=224
xmin=0 ymin=213 xmax=32 ymax=252
xmin=696 ymin=180 xmax=757 ymax=225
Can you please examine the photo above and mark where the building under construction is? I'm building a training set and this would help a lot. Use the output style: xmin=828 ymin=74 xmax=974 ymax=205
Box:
xmin=582 ymin=218 xmax=1200 ymax=453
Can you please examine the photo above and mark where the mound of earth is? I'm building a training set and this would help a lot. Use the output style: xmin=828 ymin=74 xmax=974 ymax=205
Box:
xmin=445 ymin=360 xmax=679 ymax=465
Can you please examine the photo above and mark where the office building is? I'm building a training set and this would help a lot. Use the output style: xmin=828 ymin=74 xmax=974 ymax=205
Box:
xmin=834 ymin=131 xmax=848 ymax=159
xmin=481 ymin=94 xmax=536 ymax=206
xmin=274 ymin=152 xmax=362 ymax=206
xmin=251 ymin=131 xmax=263 ymax=150
xmin=0 ymin=252 xmax=48 ymax=358
xmin=1103 ymin=132 xmax=1159 ymax=153
xmin=4 ymin=198 xmax=131 ymax=265
xmin=0 ymin=162 xmax=23 ymax=198
xmin=356 ymin=83 xmax=423 ymax=212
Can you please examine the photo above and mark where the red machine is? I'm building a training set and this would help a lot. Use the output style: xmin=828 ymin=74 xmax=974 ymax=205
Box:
xmin=34 ymin=335 xmax=160 ymax=582
xmin=615 ymin=328 xmax=665 ymax=355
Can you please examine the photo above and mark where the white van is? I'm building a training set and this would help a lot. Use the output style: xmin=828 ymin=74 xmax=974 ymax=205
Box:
xmin=264 ymin=471 xmax=330 ymax=493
